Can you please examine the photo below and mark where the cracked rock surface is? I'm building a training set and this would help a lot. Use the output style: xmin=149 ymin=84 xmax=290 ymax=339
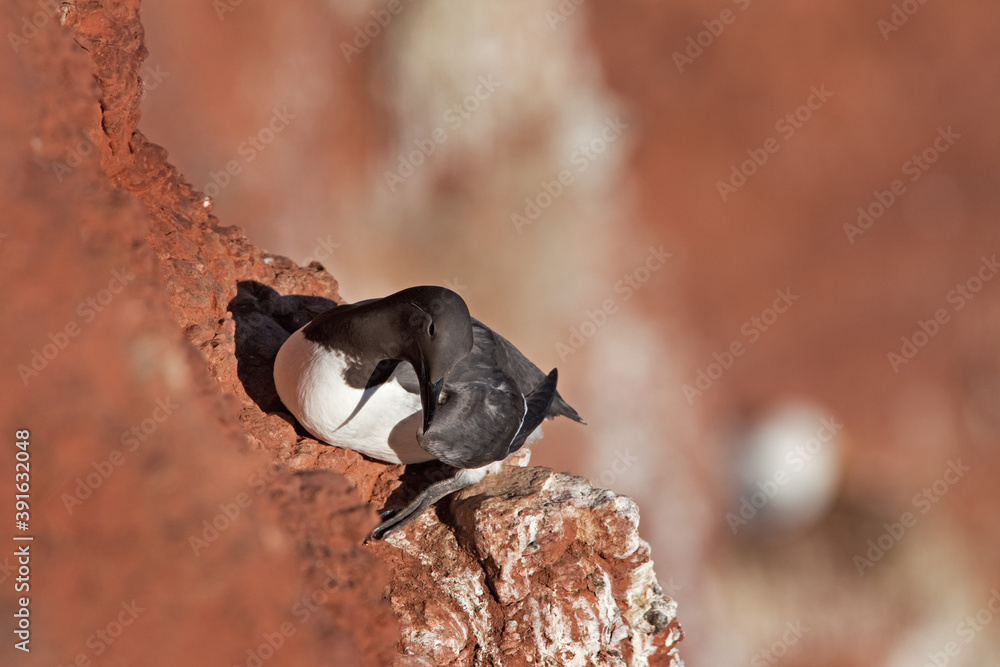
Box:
xmin=384 ymin=467 xmax=684 ymax=666
xmin=0 ymin=1 xmax=683 ymax=665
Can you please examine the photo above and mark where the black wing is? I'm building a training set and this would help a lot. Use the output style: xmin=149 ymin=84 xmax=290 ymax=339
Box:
xmin=505 ymin=368 xmax=558 ymax=456
xmin=472 ymin=319 xmax=585 ymax=424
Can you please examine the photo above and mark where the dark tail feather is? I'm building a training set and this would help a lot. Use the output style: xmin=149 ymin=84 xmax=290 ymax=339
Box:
xmin=548 ymin=392 xmax=586 ymax=424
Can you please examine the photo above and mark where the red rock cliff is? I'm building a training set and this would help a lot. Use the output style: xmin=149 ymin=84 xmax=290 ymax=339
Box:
xmin=0 ymin=1 xmax=682 ymax=665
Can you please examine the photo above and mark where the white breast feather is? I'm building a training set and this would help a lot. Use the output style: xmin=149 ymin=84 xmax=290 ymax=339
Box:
xmin=273 ymin=327 xmax=435 ymax=464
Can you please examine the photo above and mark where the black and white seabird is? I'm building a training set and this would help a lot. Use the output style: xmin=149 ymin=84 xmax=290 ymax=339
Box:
xmin=272 ymin=286 xmax=585 ymax=538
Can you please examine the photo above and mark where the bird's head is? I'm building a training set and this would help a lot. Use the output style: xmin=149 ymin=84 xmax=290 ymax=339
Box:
xmin=389 ymin=287 xmax=473 ymax=433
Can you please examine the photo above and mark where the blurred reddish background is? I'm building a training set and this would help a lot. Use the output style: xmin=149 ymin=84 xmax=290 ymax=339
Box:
xmin=140 ymin=1 xmax=1000 ymax=664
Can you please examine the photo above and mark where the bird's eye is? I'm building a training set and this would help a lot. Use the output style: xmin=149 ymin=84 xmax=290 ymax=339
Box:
xmin=428 ymin=322 xmax=435 ymax=337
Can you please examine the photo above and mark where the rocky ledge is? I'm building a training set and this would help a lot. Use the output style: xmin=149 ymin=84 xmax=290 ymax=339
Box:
xmin=0 ymin=1 xmax=683 ymax=665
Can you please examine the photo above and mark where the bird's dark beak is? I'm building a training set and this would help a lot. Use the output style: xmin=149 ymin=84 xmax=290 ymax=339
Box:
xmin=417 ymin=353 xmax=444 ymax=434
xmin=421 ymin=376 xmax=443 ymax=434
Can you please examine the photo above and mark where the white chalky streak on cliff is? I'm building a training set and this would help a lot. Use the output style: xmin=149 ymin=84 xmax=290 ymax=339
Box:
xmin=533 ymin=595 xmax=605 ymax=667
xmin=502 ymin=507 xmax=543 ymax=598
xmin=390 ymin=522 xmax=497 ymax=664
xmin=610 ymin=495 xmax=642 ymax=558
xmin=553 ymin=475 xmax=678 ymax=666
xmin=570 ymin=595 xmax=603 ymax=663
xmin=626 ymin=558 xmax=681 ymax=666
xmin=591 ymin=566 xmax=630 ymax=648
xmin=522 ymin=512 xmax=630 ymax=665
xmin=528 ymin=596 xmax=547 ymax=662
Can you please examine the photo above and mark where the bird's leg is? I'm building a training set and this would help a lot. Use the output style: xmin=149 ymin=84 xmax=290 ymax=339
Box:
xmin=370 ymin=472 xmax=474 ymax=540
